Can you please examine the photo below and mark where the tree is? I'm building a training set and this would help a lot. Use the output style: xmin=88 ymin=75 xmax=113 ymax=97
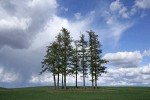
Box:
xmin=55 ymin=33 xmax=63 ymax=88
xmin=41 ymin=28 xmax=73 ymax=90
xmin=60 ymin=28 xmax=73 ymax=89
xmin=87 ymin=31 xmax=94 ymax=87
xmin=78 ymin=34 xmax=88 ymax=89
xmin=41 ymin=41 xmax=59 ymax=89
xmin=70 ymin=40 xmax=81 ymax=88
xmin=87 ymin=30 xmax=108 ymax=89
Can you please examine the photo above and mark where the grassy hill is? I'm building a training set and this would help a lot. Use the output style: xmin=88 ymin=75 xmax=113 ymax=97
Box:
xmin=0 ymin=86 xmax=150 ymax=100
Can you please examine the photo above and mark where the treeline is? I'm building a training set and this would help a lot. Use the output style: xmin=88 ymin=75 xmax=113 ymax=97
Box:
xmin=41 ymin=28 xmax=108 ymax=89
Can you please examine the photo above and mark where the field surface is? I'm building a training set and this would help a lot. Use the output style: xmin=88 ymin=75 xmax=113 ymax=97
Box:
xmin=0 ymin=86 xmax=150 ymax=100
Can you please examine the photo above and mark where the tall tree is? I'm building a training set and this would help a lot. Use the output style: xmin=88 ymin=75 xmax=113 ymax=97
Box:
xmin=55 ymin=33 xmax=63 ymax=88
xmin=87 ymin=30 xmax=108 ymax=89
xmin=61 ymin=28 xmax=73 ymax=89
xmin=88 ymin=31 xmax=94 ymax=87
xmin=78 ymin=34 xmax=88 ymax=89
xmin=70 ymin=40 xmax=80 ymax=88
xmin=41 ymin=41 xmax=59 ymax=89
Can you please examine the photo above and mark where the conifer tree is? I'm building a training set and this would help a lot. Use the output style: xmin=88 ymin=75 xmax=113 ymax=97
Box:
xmin=87 ymin=30 xmax=108 ymax=89
xmin=61 ymin=28 xmax=73 ymax=89
xmin=55 ymin=33 xmax=63 ymax=88
xmin=41 ymin=41 xmax=59 ymax=89
xmin=88 ymin=31 xmax=95 ymax=87
xmin=70 ymin=40 xmax=80 ymax=88
xmin=78 ymin=34 xmax=88 ymax=89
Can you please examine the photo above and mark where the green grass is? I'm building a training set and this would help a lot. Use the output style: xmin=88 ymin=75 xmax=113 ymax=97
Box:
xmin=0 ymin=86 xmax=150 ymax=100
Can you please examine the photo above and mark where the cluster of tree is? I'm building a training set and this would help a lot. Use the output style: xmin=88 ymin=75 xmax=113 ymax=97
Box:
xmin=41 ymin=28 xmax=108 ymax=89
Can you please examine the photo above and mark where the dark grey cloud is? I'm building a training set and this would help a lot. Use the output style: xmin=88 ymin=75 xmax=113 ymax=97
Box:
xmin=0 ymin=0 xmax=57 ymax=49
xmin=0 ymin=0 xmax=18 ymax=14
xmin=0 ymin=29 xmax=31 ymax=49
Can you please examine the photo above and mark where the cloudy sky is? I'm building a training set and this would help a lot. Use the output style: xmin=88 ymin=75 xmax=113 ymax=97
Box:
xmin=0 ymin=0 xmax=150 ymax=88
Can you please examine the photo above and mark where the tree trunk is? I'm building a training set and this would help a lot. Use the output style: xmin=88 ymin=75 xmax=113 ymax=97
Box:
xmin=83 ymin=66 xmax=85 ymax=89
xmin=95 ymin=77 xmax=97 ymax=89
xmin=75 ymin=46 xmax=78 ymax=88
xmin=92 ymin=71 xmax=94 ymax=88
xmin=83 ymin=72 xmax=85 ymax=89
xmin=64 ymin=70 xmax=66 ymax=90
xmin=75 ymin=69 xmax=78 ymax=88
xmin=64 ymin=45 xmax=67 ymax=90
xmin=53 ymin=74 xmax=56 ymax=89
xmin=57 ymin=70 xmax=59 ymax=88
xmin=62 ymin=73 xmax=64 ymax=89
xmin=83 ymin=49 xmax=86 ymax=89
xmin=95 ymin=67 xmax=97 ymax=89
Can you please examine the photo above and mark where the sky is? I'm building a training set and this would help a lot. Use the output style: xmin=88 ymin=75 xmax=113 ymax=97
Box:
xmin=0 ymin=0 xmax=150 ymax=88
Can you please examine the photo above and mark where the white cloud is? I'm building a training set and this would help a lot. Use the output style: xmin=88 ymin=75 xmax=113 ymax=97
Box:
xmin=29 ymin=73 xmax=53 ymax=84
xmin=60 ymin=6 xmax=68 ymax=12
xmin=0 ymin=67 xmax=20 ymax=83
xmin=109 ymin=0 xmax=150 ymax=19
xmin=98 ymin=64 xmax=150 ymax=86
xmin=103 ymin=51 xmax=142 ymax=67
xmin=106 ymin=16 xmax=115 ymax=25
xmin=141 ymin=64 xmax=150 ymax=74
xmin=29 ymin=64 xmax=150 ymax=86
xmin=143 ymin=49 xmax=150 ymax=57
xmin=0 ymin=17 xmax=31 ymax=30
xmin=29 ymin=73 xmax=85 ymax=86
xmin=30 ymin=16 xmax=69 ymax=49
xmin=31 ymin=14 xmax=92 ymax=50
xmin=99 ymin=18 xmax=133 ymax=46
xmin=74 ymin=13 xmax=82 ymax=20
xmin=100 ymin=0 xmax=150 ymax=46
xmin=131 ymin=0 xmax=150 ymax=16
xmin=109 ymin=0 xmax=129 ymax=18
xmin=100 ymin=0 xmax=133 ymax=45
xmin=109 ymin=21 xmax=133 ymax=43
xmin=27 ymin=0 xmax=57 ymax=9
xmin=134 ymin=0 xmax=150 ymax=9
xmin=110 ymin=0 xmax=122 ymax=11
xmin=119 ymin=7 xmax=129 ymax=18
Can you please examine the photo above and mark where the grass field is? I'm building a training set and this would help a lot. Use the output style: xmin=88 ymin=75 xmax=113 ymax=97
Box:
xmin=0 ymin=86 xmax=150 ymax=100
